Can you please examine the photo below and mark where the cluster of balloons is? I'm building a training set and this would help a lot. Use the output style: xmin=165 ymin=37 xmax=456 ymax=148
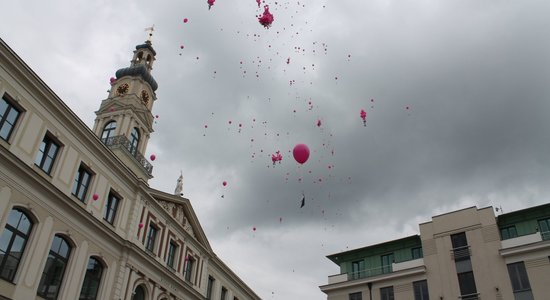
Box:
xmin=271 ymin=151 xmax=283 ymax=165
xmin=258 ymin=5 xmax=274 ymax=28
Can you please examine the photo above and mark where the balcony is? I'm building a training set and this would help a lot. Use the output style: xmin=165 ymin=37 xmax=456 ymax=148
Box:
xmin=500 ymin=232 xmax=550 ymax=257
xmin=326 ymin=258 xmax=425 ymax=285
xmin=103 ymin=135 xmax=153 ymax=176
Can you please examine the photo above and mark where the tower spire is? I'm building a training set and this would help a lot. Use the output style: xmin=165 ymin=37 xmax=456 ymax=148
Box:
xmin=144 ymin=25 xmax=155 ymax=42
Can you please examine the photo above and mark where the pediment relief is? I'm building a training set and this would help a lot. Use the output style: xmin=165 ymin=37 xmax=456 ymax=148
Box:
xmin=158 ymin=199 xmax=195 ymax=238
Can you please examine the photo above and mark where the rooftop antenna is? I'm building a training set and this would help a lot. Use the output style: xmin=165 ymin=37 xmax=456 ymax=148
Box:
xmin=144 ymin=24 xmax=155 ymax=42
xmin=495 ymin=205 xmax=504 ymax=214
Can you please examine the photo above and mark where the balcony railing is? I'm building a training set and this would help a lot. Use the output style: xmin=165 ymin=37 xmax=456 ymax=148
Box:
xmin=451 ymin=246 xmax=471 ymax=260
xmin=326 ymin=258 xmax=425 ymax=284
xmin=459 ymin=293 xmax=479 ymax=300
xmin=348 ymin=265 xmax=392 ymax=280
xmin=103 ymin=135 xmax=153 ymax=176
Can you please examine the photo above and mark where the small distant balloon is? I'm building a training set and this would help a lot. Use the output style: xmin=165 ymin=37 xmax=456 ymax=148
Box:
xmin=317 ymin=119 xmax=322 ymax=127
xmin=138 ymin=223 xmax=144 ymax=229
xmin=180 ymin=45 xmax=184 ymax=49
xmin=150 ymin=154 xmax=156 ymax=161
xmin=293 ymin=144 xmax=310 ymax=164
xmin=109 ymin=77 xmax=116 ymax=84
xmin=253 ymin=227 xmax=257 ymax=231
xmin=92 ymin=193 xmax=99 ymax=201
xmin=360 ymin=109 xmax=367 ymax=126
xmin=222 ymin=181 xmax=227 ymax=186
xmin=207 ymin=0 xmax=215 ymax=9
xmin=183 ymin=18 xmax=189 ymax=23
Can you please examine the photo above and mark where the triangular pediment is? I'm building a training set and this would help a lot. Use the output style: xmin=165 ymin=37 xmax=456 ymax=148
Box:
xmin=148 ymin=188 xmax=211 ymax=251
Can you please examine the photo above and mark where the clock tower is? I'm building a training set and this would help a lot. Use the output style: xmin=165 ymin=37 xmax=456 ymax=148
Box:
xmin=93 ymin=39 xmax=158 ymax=181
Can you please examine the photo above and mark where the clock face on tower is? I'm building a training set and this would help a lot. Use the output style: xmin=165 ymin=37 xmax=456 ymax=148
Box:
xmin=140 ymin=90 xmax=150 ymax=104
xmin=116 ymin=83 xmax=129 ymax=96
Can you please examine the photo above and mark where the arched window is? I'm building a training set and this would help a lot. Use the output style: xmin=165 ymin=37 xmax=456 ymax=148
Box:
xmin=0 ymin=208 xmax=34 ymax=282
xmin=37 ymin=235 xmax=72 ymax=300
xmin=79 ymin=257 xmax=104 ymax=300
xmin=136 ymin=51 xmax=143 ymax=63
xmin=101 ymin=121 xmax=117 ymax=142
xmin=133 ymin=285 xmax=147 ymax=300
xmin=128 ymin=127 xmax=140 ymax=155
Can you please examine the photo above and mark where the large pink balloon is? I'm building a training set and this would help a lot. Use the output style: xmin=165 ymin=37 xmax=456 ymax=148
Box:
xmin=293 ymin=144 xmax=310 ymax=164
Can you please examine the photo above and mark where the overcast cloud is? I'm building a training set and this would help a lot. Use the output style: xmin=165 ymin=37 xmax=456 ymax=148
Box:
xmin=2 ymin=0 xmax=550 ymax=298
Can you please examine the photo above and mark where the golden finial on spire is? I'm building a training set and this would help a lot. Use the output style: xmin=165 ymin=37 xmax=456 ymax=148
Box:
xmin=144 ymin=25 xmax=155 ymax=42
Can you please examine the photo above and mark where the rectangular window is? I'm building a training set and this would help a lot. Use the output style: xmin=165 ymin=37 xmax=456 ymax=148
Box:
xmin=72 ymin=164 xmax=92 ymax=202
xmin=413 ymin=280 xmax=429 ymax=300
xmin=451 ymin=232 xmax=468 ymax=248
xmin=207 ymin=276 xmax=215 ymax=300
xmin=103 ymin=192 xmax=120 ymax=225
xmin=457 ymin=271 xmax=477 ymax=297
xmin=351 ymin=260 xmax=365 ymax=279
xmin=381 ymin=253 xmax=394 ymax=274
xmin=500 ymin=226 xmax=518 ymax=240
xmin=411 ymin=247 xmax=423 ymax=259
xmin=539 ymin=218 xmax=550 ymax=240
xmin=220 ymin=287 xmax=227 ymax=300
xmin=349 ymin=292 xmax=362 ymax=300
xmin=380 ymin=286 xmax=394 ymax=300
xmin=185 ymin=256 xmax=195 ymax=282
xmin=145 ymin=224 xmax=158 ymax=252
xmin=451 ymin=232 xmax=470 ymax=260
xmin=507 ymin=262 xmax=533 ymax=300
xmin=35 ymin=133 xmax=61 ymax=175
xmin=167 ymin=241 xmax=177 ymax=268
xmin=0 ymin=94 xmax=22 ymax=142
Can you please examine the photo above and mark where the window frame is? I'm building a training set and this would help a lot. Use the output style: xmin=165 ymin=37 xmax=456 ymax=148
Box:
xmin=220 ymin=286 xmax=227 ymax=300
xmin=78 ymin=256 xmax=104 ymax=300
xmin=413 ymin=280 xmax=429 ymax=300
xmin=0 ymin=93 xmax=23 ymax=143
xmin=500 ymin=226 xmax=518 ymax=240
xmin=0 ymin=208 xmax=34 ymax=282
xmin=145 ymin=223 xmax=158 ymax=253
xmin=72 ymin=163 xmax=94 ymax=202
xmin=349 ymin=292 xmax=362 ymax=300
xmin=184 ymin=256 xmax=195 ymax=282
xmin=380 ymin=286 xmax=394 ymax=300
xmin=207 ymin=276 xmax=215 ymax=300
xmin=411 ymin=247 xmax=423 ymax=259
xmin=381 ymin=253 xmax=394 ymax=274
xmin=166 ymin=240 xmax=177 ymax=269
xmin=128 ymin=127 xmax=140 ymax=155
xmin=37 ymin=235 xmax=72 ymax=300
xmin=100 ymin=121 xmax=117 ymax=142
xmin=507 ymin=262 xmax=532 ymax=293
xmin=103 ymin=191 xmax=121 ymax=225
xmin=35 ymin=132 xmax=62 ymax=175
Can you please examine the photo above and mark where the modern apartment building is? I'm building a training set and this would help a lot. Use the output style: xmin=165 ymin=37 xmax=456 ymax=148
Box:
xmin=0 ymin=37 xmax=261 ymax=300
xmin=320 ymin=204 xmax=550 ymax=300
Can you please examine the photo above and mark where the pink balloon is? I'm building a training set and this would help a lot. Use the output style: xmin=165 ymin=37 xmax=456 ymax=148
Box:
xmin=222 ymin=181 xmax=227 ymax=186
xmin=138 ymin=223 xmax=144 ymax=228
xmin=293 ymin=144 xmax=310 ymax=164
xmin=150 ymin=154 xmax=156 ymax=161
xmin=183 ymin=18 xmax=189 ymax=23
xmin=92 ymin=193 xmax=99 ymax=201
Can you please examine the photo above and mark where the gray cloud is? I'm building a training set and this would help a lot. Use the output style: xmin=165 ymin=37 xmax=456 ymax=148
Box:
xmin=2 ymin=0 xmax=550 ymax=298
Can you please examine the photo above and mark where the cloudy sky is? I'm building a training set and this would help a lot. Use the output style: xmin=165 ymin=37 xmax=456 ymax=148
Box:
xmin=2 ymin=0 xmax=550 ymax=298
